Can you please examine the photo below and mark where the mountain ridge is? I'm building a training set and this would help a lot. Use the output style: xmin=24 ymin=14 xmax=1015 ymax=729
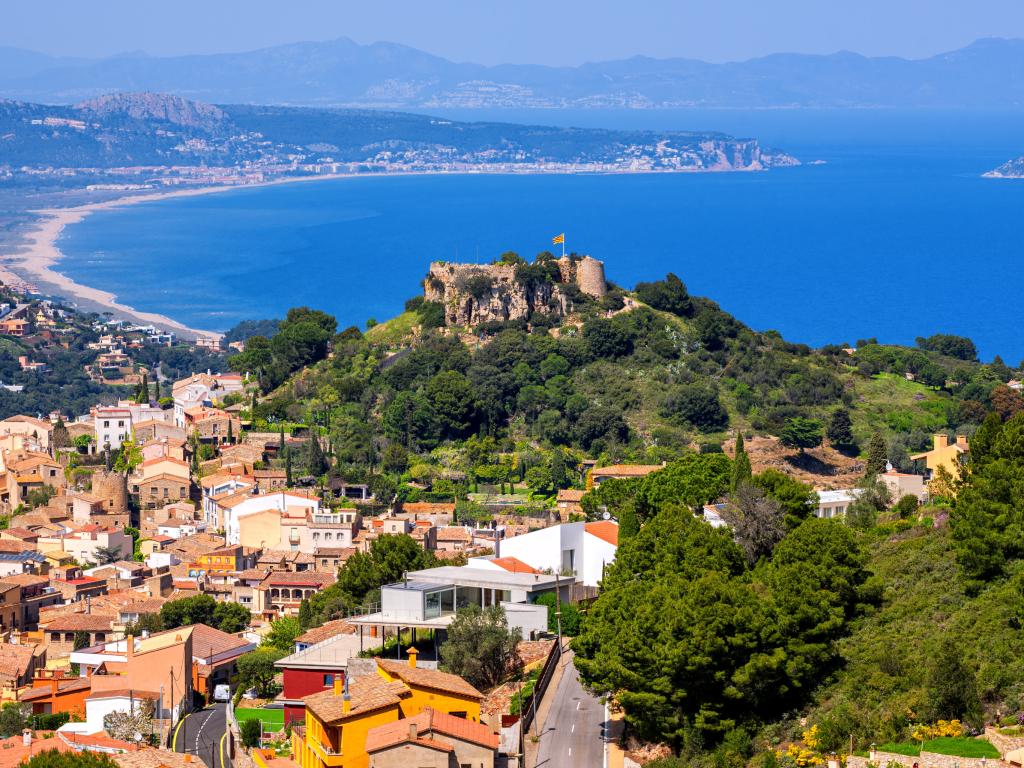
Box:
xmin=4 ymin=37 xmax=1024 ymax=108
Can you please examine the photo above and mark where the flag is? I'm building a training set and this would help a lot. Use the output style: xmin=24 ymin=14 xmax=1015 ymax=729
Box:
xmin=552 ymin=233 xmax=565 ymax=245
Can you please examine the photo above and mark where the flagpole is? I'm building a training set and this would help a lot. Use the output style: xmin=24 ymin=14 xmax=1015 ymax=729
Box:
xmin=561 ymin=236 xmax=565 ymax=258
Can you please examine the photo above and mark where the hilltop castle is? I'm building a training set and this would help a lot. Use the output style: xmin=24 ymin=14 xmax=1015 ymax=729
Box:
xmin=424 ymin=255 xmax=607 ymax=327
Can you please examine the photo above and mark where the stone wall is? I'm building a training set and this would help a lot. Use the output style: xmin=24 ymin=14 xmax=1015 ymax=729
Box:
xmin=848 ymin=750 xmax=1003 ymax=768
xmin=424 ymin=255 xmax=606 ymax=327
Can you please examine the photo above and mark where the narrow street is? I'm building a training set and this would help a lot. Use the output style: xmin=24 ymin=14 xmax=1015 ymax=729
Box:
xmin=174 ymin=703 xmax=232 ymax=768
xmin=534 ymin=651 xmax=607 ymax=768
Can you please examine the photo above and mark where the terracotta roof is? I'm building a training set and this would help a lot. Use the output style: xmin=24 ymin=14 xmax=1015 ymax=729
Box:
xmin=0 ymin=573 xmax=48 ymax=586
xmin=19 ymin=677 xmax=92 ymax=701
xmin=294 ymin=619 xmax=357 ymax=645
xmin=236 ymin=568 xmax=271 ymax=582
xmin=489 ymin=557 xmax=541 ymax=574
xmin=376 ymin=659 xmax=483 ymax=700
xmin=0 ymin=734 xmax=79 ymax=767
xmin=585 ymin=520 xmax=620 ymax=547
xmin=304 ymin=675 xmax=409 ymax=723
xmin=556 ymin=489 xmax=586 ymax=502
xmin=0 ymin=643 xmax=38 ymax=680
xmin=365 ymin=707 xmax=499 ymax=753
xmin=189 ymin=623 xmax=253 ymax=658
xmin=400 ymin=502 xmax=456 ymax=514
xmin=314 ymin=547 xmax=355 ymax=558
xmin=262 ymin=571 xmax=334 ymax=588
xmin=3 ymin=527 xmax=39 ymax=540
xmin=591 ymin=463 xmax=664 ymax=478
xmin=43 ymin=614 xmax=114 ymax=632
xmin=115 ymin=747 xmax=203 ymax=768
xmin=435 ymin=527 xmax=471 ymax=543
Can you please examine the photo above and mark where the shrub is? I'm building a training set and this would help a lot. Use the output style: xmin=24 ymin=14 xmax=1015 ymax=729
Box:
xmin=240 ymin=718 xmax=262 ymax=748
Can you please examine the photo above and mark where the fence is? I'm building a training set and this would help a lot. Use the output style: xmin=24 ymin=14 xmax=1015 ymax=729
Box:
xmin=520 ymin=640 xmax=562 ymax=733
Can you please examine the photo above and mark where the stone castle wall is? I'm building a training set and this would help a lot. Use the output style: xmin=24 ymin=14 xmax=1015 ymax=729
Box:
xmin=424 ymin=255 xmax=606 ymax=327
xmin=91 ymin=469 xmax=128 ymax=516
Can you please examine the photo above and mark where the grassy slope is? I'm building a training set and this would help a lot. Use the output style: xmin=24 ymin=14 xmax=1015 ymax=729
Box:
xmin=806 ymin=525 xmax=1024 ymax=750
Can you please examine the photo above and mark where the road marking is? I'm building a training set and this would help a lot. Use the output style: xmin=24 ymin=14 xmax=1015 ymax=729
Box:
xmin=568 ymin=748 xmax=573 ymax=757
xmin=219 ymin=731 xmax=228 ymax=768
xmin=173 ymin=713 xmax=192 ymax=751
xmin=576 ymin=701 xmax=580 ymax=710
xmin=571 ymin=723 xmax=575 ymax=733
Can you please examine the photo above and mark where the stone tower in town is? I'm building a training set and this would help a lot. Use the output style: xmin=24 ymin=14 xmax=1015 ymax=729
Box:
xmin=91 ymin=469 xmax=128 ymax=516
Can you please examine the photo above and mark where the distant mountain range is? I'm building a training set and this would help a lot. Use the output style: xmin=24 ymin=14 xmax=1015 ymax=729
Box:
xmin=3 ymin=37 xmax=1024 ymax=109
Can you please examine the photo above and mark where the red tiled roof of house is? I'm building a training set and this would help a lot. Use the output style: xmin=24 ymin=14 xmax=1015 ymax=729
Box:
xmin=189 ymin=623 xmax=252 ymax=658
xmin=0 ymin=644 xmax=38 ymax=680
xmin=489 ymin=557 xmax=541 ymax=574
xmin=304 ymin=676 xmax=409 ymax=723
xmin=42 ymin=614 xmax=114 ymax=632
xmin=585 ymin=520 xmax=619 ymax=547
xmin=294 ymin=619 xmax=357 ymax=645
xmin=435 ymin=527 xmax=471 ymax=543
xmin=364 ymin=707 xmax=499 ymax=753
xmin=19 ymin=677 xmax=92 ymax=701
xmin=556 ymin=489 xmax=586 ymax=502
xmin=376 ymin=659 xmax=483 ymax=700
xmin=261 ymin=571 xmax=334 ymax=589
xmin=591 ymin=463 xmax=664 ymax=478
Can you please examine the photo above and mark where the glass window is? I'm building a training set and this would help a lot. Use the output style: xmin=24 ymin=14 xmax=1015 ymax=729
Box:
xmin=323 ymin=674 xmax=334 ymax=686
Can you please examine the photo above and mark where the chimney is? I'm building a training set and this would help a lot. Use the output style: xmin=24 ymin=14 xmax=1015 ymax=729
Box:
xmin=407 ymin=647 xmax=418 ymax=669
xmin=333 ymin=676 xmax=343 ymax=696
xmin=126 ymin=635 xmax=134 ymax=660
xmin=934 ymin=434 xmax=949 ymax=450
xmin=341 ymin=675 xmax=351 ymax=715
xmin=22 ymin=729 xmax=31 ymax=747
xmin=956 ymin=434 xmax=968 ymax=446
xmin=407 ymin=722 xmax=418 ymax=741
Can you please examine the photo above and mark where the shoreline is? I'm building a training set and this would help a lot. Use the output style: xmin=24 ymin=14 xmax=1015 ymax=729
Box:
xmin=0 ymin=162 xmax=801 ymax=339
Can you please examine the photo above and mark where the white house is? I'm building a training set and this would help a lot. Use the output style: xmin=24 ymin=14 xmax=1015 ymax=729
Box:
xmin=93 ymin=401 xmax=168 ymax=450
xmin=484 ymin=520 xmax=619 ymax=588
xmin=816 ymin=489 xmax=859 ymax=519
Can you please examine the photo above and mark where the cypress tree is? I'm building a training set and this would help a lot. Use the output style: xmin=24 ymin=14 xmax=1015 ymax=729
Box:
xmin=866 ymin=431 xmax=888 ymax=476
xmin=731 ymin=432 xmax=752 ymax=491
xmin=827 ymin=408 xmax=855 ymax=452
xmin=307 ymin=434 xmax=328 ymax=477
xmin=139 ymin=373 xmax=149 ymax=403
xmin=279 ymin=423 xmax=285 ymax=451
xmin=285 ymin=447 xmax=293 ymax=486
xmin=227 ymin=418 xmax=234 ymax=444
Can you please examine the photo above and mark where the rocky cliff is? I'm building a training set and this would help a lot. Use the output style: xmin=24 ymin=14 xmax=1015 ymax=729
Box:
xmin=424 ymin=256 xmax=607 ymax=327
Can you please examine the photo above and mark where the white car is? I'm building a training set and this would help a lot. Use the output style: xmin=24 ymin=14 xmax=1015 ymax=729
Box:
xmin=213 ymin=684 xmax=231 ymax=703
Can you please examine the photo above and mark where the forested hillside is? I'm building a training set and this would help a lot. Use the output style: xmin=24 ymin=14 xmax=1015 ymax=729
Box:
xmin=227 ymin=252 xmax=1024 ymax=763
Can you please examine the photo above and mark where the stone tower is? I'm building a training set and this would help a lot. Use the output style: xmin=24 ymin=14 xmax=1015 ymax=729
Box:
xmin=90 ymin=469 xmax=128 ymax=516
xmin=575 ymin=256 xmax=608 ymax=298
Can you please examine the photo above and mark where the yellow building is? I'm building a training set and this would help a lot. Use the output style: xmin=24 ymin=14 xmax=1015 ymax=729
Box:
xmin=294 ymin=650 xmax=484 ymax=768
xmin=911 ymin=433 xmax=969 ymax=490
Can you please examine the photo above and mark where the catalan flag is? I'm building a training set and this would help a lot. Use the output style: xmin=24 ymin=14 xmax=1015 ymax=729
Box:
xmin=552 ymin=233 xmax=565 ymax=245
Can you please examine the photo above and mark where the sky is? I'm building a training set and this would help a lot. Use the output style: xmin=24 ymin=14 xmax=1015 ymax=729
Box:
xmin=5 ymin=0 xmax=1024 ymax=65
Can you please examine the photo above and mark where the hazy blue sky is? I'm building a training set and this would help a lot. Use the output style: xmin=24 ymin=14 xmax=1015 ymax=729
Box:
xmin=6 ymin=0 xmax=1024 ymax=65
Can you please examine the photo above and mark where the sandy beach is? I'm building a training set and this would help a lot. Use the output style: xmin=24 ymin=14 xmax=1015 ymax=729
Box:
xmin=0 ymin=184 xmax=255 ymax=340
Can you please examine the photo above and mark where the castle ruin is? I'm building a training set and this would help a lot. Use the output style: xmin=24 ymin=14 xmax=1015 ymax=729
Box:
xmin=424 ymin=255 xmax=607 ymax=327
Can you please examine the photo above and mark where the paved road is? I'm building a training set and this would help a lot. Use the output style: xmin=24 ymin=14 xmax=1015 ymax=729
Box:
xmin=534 ymin=652 xmax=606 ymax=768
xmin=174 ymin=703 xmax=232 ymax=768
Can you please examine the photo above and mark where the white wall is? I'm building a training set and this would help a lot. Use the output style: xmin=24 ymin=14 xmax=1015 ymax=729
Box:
xmin=581 ymin=532 xmax=617 ymax=587
xmin=500 ymin=602 xmax=548 ymax=639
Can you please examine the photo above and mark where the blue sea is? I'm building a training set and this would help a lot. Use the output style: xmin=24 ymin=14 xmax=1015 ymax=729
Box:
xmin=57 ymin=108 xmax=1024 ymax=361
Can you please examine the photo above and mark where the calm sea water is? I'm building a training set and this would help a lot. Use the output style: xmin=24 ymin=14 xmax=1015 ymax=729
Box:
xmin=57 ymin=109 xmax=1024 ymax=361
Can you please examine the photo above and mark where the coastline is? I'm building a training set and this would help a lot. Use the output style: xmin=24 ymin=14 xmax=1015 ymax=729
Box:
xmin=0 ymin=177 xmax=348 ymax=340
xmin=0 ymin=162 xmax=802 ymax=339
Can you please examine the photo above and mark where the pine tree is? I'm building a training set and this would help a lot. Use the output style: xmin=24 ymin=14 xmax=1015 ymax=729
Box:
xmin=866 ymin=431 xmax=888 ymax=476
xmin=731 ymin=432 xmax=752 ymax=491
xmin=926 ymin=637 xmax=981 ymax=726
xmin=619 ymin=503 xmax=639 ymax=539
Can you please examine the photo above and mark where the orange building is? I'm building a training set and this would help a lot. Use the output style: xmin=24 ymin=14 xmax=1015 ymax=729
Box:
xmin=19 ymin=669 xmax=91 ymax=717
xmin=293 ymin=650 xmax=486 ymax=768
